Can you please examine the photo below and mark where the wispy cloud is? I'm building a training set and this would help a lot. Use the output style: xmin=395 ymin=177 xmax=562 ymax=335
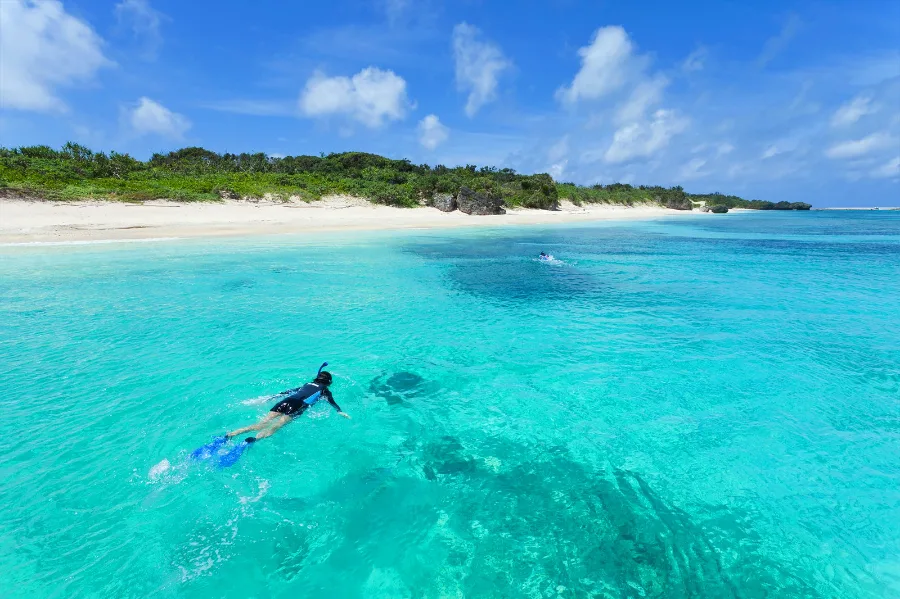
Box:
xmin=825 ymin=132 xmax=895 ymax=159
xmin=681 ymin=46 xmax=707 ymax=73
xmin=761 ymin=145 xmax=784 ymax=159
xmin=678 ymin=157 xmax=708 ymax=180
xmin=294 ymin=23 xmax=436 ymax=69
xmin=115 ymin=0 xmax=166 ymax=60
xmin=616 ymin=74 xmax=669 ymax=124
xmin=202 ymin=99 xmax=296 ymax=117
xmin=830 ymin=95 xmax=876 ymax=127
xmin=452 ymin=23 xmax=511 ymax=117
xmin=757 ymin=14 xmax=802 ymax=68
xmin=603 ymin=109 xmax=689 ymax=164
xmin=382 ymin=0 xmax=409 ymax=23
xmin=871 ymin=156 xmax=900 ymax=178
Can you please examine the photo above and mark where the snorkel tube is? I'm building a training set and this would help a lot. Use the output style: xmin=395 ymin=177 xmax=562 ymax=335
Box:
xmin=317 ymin=361 xmax=328 ymax=376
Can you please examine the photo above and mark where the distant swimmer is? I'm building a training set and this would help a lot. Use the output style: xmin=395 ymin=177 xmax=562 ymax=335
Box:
xmin=226 ymin=368 xmax=350 ymax=445
xmin=539 ymin=251 xmax=554 ymax=261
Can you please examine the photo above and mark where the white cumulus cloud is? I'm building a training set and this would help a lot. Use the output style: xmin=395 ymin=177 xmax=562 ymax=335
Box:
xmin=452 ymin=23 xmax=511 ymax=117
xmin=418 ymin=114 xmax=449 ymax=149
xmin=300 ymin=67 xmax=410 ymax=128
xmin=603 ymin=109 xmax=688 ymax=164
xmin=830 ymin=95 xmax=876 ymax=127
xmin=0 ymin=0 xmax=112 ymax=112
xmin=556 ymin=26 xmax=638 ymax=105
xmin=129 ymin=97 xmax=191 ymax=138
xmin=825 ymin=132 xmax=895 ymax=159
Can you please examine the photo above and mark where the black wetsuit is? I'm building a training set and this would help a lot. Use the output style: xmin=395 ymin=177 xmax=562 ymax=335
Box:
xmin=270 ymin=383 xmax=341 ymax=417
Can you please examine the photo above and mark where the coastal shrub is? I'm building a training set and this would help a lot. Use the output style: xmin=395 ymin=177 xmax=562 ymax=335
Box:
xmin=0 ymin=143 xmax=799 ymax=209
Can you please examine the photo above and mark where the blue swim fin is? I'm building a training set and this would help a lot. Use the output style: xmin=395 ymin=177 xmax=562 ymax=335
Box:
xmin=190 ymin=435 xmax=228 ymax=461
xmin=216 ymin=438 xmax=254 ymax=468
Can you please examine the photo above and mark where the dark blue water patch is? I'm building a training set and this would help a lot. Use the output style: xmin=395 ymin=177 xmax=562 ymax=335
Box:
xmin=448 ymin=258 xmax=604 ymax=302
xmin=419 ymin=435 xmax=479 ymax=479
xmin=403 ymin=230 xmax=697 ymax=304
xmin=369 ymin=371 xmax=428 ymax=406
xmin=220 ymin=278 xmax=255 ymax=292
xmin=404 ymin=230 xmax=717 ymax=304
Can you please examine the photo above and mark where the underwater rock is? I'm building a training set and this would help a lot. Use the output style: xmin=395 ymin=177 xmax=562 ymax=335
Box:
xmin=369 ymin=371 xmax=427 ymax=406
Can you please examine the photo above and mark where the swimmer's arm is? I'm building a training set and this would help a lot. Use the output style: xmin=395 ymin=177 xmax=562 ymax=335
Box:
xmin=325 ymin=389 xmax=351 ymax=419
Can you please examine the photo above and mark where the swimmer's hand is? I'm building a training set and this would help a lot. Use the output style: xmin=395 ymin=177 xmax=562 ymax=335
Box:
xmin=338 ymin=412 xmax=351 ymax=419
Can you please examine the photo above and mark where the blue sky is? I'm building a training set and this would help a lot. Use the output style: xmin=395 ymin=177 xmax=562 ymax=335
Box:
xmin=1 ymin=0 xmax=898 ymax=206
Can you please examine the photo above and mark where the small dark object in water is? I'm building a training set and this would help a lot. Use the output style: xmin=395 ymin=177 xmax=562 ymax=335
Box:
xmin=221 ymin=278 xmax=254 ymax=291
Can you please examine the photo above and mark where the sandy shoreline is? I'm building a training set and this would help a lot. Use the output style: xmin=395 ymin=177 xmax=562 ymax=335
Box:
xmin=0 ymin=196 xmax=725 ymax=244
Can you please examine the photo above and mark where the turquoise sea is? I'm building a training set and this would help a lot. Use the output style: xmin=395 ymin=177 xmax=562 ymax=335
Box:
xmin=1 ymin=211 xmax=898 ymax=598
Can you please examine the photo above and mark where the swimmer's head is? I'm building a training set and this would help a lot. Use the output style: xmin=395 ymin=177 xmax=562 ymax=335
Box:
xmin=314 ymin=371 xmax=333 ymax=386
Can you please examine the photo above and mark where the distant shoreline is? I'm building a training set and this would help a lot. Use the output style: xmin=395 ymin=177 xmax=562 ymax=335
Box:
xmin=815 ymin=207 xmax=900 ymax=211
xmin=0 ymin=197 xmax=744 ymax=245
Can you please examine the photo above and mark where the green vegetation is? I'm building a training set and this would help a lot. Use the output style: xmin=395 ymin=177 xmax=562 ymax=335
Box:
xmin=0 ymin=143 xmax=811 ymax=210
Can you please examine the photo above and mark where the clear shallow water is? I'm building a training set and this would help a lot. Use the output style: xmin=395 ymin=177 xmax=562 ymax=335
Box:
xmin=1 ymin=211 xmax=898 ymax=598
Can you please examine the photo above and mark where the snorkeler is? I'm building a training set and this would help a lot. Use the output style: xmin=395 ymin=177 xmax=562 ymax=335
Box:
xmin=225 ymin=370 xmax=350 ymax=444
xmin=539 ymin=251 xmax=553 ymax=261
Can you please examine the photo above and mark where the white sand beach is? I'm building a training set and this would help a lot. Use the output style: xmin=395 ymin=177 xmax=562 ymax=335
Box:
xmin=0 ymin=196 xmax=720 ymax=244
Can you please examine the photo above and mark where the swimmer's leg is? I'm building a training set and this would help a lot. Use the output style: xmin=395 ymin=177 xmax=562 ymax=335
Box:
xmin=254 ymin=414 xmax=292 ymax=440
xmin=226 ymin=411 xmax=279 ymax=438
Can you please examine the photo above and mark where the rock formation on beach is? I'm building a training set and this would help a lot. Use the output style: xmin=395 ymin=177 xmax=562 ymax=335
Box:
xmin=665 ymin=198 xmax=693 ymax=210
xmin=425 ymin=187 xmax=506 ymax=215
xmin=428 ymin=193 xmax=457 ymax=212
xmin=456 ymin=186 xmax=506 ymax=215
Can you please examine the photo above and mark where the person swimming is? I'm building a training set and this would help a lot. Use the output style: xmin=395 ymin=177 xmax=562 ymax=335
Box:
xmin=539 ymin=251 xmax=553 ymax=261
xmin=225 ymin=370 xmax=350 ymax=444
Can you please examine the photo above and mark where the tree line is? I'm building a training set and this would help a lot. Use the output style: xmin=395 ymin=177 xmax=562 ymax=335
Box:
xmin=0 ymin=143 xmax=811 ymax=210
